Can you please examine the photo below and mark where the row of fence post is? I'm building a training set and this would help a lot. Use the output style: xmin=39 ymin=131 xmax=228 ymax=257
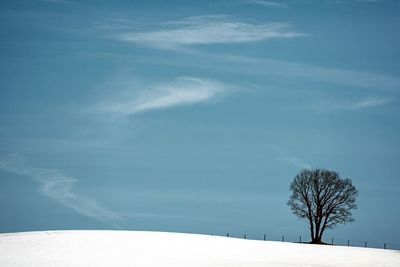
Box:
xmin=225 ymin=233 xmax=388 ymax=249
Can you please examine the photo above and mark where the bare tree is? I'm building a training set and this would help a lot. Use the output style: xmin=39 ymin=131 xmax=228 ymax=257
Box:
xmin=288 ymin=169 xmax=358 ymax=244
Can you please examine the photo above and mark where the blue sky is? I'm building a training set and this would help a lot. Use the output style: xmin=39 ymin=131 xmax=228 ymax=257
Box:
xmin=1 ymin=0 xmax=400 ymax=248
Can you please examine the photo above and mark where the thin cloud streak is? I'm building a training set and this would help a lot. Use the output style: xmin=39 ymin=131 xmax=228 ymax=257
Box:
xmin=355 ymin=0 xmax=380 ymax=2
xmin=100 ymin=77 xmax=228 ymax=115
xmin=349 ymin=97 xmax=389 ymax=110
xmin=192 ymin=53 xmax=400 ymax=92
xmin=116 ymin=15 xmax=304 ymax=49
xmin=270 ymin=145 xmax=312 ymax=170
xmin=238 ymin=0 xmax=287 ymax=8
xmin=331 ymin=0 xmax=380 ymax=4
xmin=121 ymin=51 xmax=400 ymax=92
xmin=36 ymin=0 xmax=72 ymax=3
xmin=314 ymin=96 xmax=391 ymax=112
xmin=276 ymin=157 xmax=312 ymax=169
xmin=0 ymin=154 xmax=122 ymax=227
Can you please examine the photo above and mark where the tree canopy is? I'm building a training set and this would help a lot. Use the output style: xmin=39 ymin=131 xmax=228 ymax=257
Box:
xmin=288 ymin=169 xmax=358 ymax=244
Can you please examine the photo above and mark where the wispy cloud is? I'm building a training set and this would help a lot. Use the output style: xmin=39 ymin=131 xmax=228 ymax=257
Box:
xmin=276 ymin=157 xmax=312 ymax=169
xmin=269 ymin=145 xmax=313 ymax=169
xmin=115 ymin=15 xmax=304 ymax=49
xmin=354 ymin=0 xmax=379 ymax=2
xmin=98 ymin=77 xmax=228 ymax=115
xmin=348 ymin=96 xmax=389 ymax=109
xmin=190 ymin=53 xmax=400 ymax=92
xmin=238 ymin=0 xmax=287 ymax=8
xmin=33 ymin=0 xmax=72 ymax=3
xmin=0 ymin=154 xmax=122 ymax=227
xmin=314 ymin=96 xmax=391 ymax=112
xmin=16 ymin=0 xmax=71 ymax=4
xmin=332 ymin=0 xmax=380 ymax=4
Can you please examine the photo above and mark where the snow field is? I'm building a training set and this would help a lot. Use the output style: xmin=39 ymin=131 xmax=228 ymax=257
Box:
xmin=0 ymin=230 xmax=399 ymax=267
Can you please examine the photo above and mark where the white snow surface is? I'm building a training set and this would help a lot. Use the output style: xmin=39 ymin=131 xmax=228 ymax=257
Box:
xmin=0 ymin=230 xmax=399 ymax=267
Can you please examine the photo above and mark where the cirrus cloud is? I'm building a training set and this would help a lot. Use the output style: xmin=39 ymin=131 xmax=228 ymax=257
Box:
xmin=0 ymin=154 xmax=122 ymax=227
xmin=238 ymin=0 xmax=287 ymax=8
xmin=312 ymin=96 xmax=391 ymax=112
xmin=115 ymin=15 xmax=304 ymax=49
xmin=99 ymin=77 xmax=228 ymax=115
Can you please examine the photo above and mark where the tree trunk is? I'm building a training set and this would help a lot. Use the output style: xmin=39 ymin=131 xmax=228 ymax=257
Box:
xmin=309 ymin=216 xmax=315 ymax=241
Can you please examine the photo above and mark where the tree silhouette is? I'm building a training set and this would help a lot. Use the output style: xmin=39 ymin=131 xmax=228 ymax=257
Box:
xmin=288 ymin=169 xmax=358 ymax=244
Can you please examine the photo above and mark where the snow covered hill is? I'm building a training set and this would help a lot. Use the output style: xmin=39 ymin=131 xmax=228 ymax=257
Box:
xmin=0 ymin=231 xmax=399 ymax=267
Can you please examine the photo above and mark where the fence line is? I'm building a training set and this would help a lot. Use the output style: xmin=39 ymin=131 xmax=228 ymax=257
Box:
xmin=215 ymin=232 xmax=396 ymax=250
